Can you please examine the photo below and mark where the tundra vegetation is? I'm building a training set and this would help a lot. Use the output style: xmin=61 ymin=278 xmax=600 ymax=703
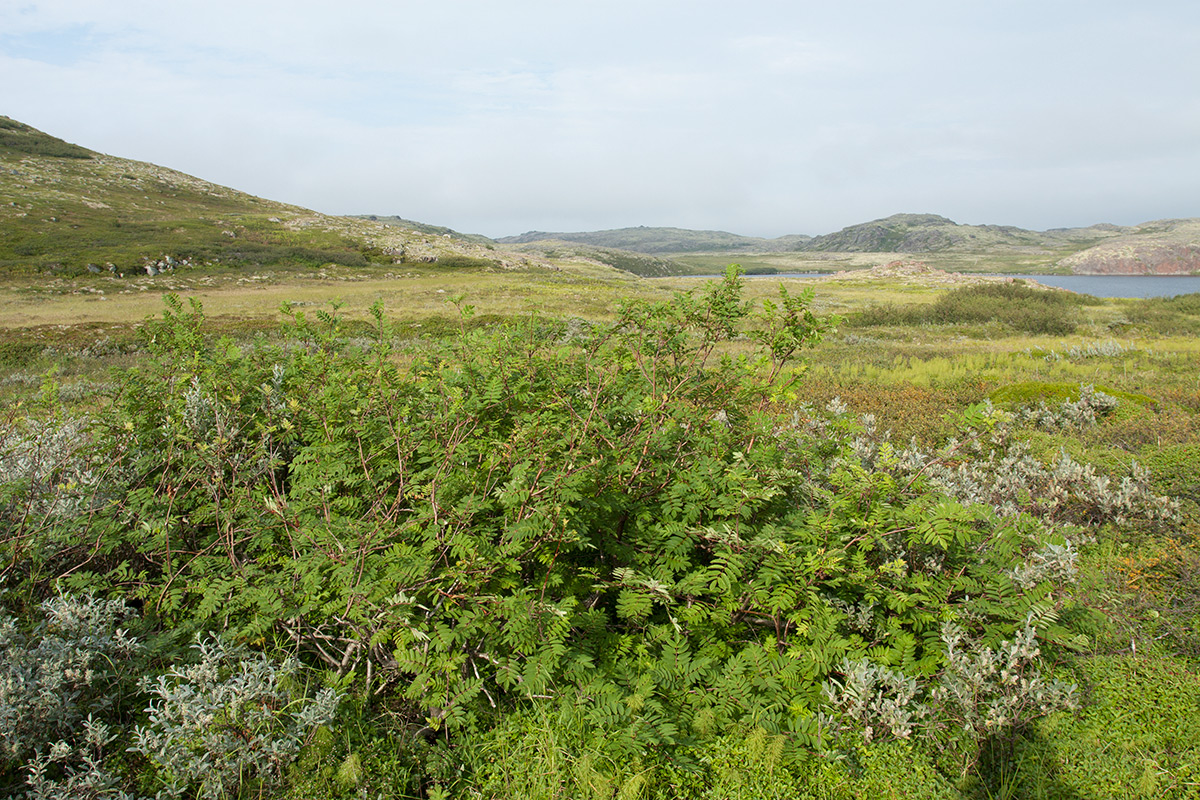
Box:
xmin=1 ymin=264 xmax=1198 ymax=800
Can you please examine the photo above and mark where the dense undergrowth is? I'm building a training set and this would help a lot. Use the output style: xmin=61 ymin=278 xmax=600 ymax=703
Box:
xmin=1 ymin=272 xmax=1197 ymax=798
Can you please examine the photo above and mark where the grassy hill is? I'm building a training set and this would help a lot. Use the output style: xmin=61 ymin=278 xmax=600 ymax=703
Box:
xmin=500 ymin=239 xmax=695 ymax=277
xmin=355 ymin=214 xmax=495 ymax=246
xmin=0 ymin=116 xmax=94 ymax=159
xmin=0 ymin=117 xmax=532 ymax=279
xmin=5 ymin=113 xmax=1197 ymax=286
xmin=497 ymin=225 xmax=811 ymax=254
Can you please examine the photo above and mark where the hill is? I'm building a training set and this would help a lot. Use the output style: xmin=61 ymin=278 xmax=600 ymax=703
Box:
xmin=356 ymin=214 xmax=495 ymax=246
xmin=499 ymin=239 xmax=693 ymax=277
xmin=5 ymin=115 xmax=1196 ymax=279
xmin=1059 ymin=218 xmax=1200 ymax=275
xmin=497 ymin=226 xmax=811 ymax=254
xmin=802 ymin=213 xmax=1055 ymax=252
xmin=0 ymin=117 xmax=535 ymax=279
xmin=502 ymin=215 xmax=1200 ymax=275
xmin=0 ymin=117 xmax=94 ymax=159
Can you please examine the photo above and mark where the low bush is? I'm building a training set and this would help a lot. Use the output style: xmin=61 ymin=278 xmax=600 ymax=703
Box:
xmin=0 ymin=593 xmax=142 ymax=798
xmin=851 ymin=282 xmax=1088 ymax=335
xmin=432 ymin=254 xmax=496 ymax=269
xmin=1123 ymin=292 xmax=1200 ymax=335
xmin=132 ymin=635 xmax=339 ymax=800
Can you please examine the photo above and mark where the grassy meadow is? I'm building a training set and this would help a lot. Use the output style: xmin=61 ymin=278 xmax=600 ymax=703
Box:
xmin=1 ymin=259 xmax=1198 ymax=800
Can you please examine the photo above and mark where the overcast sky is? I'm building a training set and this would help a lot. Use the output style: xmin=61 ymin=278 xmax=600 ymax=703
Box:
xmin=3 ymin=1 xmax=1198 ymax=238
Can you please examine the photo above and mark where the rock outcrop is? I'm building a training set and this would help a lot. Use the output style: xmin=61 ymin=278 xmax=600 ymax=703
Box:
xmin=1058 ymin=220 xmax=1200 ymax=275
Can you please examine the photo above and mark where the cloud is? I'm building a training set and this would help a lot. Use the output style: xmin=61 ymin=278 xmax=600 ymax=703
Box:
xmin=3 ymin=1 xmax=1199 ymax=236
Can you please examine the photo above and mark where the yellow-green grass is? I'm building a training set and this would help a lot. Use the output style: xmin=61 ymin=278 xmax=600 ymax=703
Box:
xmin=669 ymin=250 xmax=1083 ymax=275
xmin=0 ymin=264 xmax=656 ymax=330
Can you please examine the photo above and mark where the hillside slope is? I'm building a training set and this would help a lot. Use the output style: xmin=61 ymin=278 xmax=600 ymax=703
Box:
xmin=1060 ymin=219 xmax=1200 ymax=275
xmin=501 ymin=240 xmax=693 ymax=277
xmin=0 ymin=117 xmax=532 ymax=278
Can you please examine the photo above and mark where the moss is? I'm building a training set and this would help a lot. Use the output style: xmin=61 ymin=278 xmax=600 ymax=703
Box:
xmin=990 ymin=381 xmax=1155 ymax=409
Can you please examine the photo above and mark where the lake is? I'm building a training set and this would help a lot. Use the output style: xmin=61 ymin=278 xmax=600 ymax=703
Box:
xmin=994 ymin=275 xmax=1200 ymax=299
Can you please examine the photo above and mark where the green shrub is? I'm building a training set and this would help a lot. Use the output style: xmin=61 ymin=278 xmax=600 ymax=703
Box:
xmin=1123 ymin=292 xmax=1200 ymax=335
xmin=851 ymin=282 xmax=1088 ymax=335
xmin=433 ymin=254 xmax=496 ymax=269
xmin=10 ymin=274 xmax=1104 ymax=761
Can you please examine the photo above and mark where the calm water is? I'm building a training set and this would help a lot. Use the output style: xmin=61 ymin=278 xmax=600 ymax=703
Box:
xmin=994 ymin=275 xmax=1200 ymax=299
xmin=752 ymin=273 xmax=1200 ymax=299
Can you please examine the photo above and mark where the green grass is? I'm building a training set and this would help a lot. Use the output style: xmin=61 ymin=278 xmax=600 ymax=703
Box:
xmin=1031 ymin=653 xmax=1200 ymax=798
xmin=0 ymin=116 xmax=93 ymax=159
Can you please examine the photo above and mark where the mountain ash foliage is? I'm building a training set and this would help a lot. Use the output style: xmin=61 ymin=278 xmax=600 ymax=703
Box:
xmin=0 ymin=268 xmax=1179 ymax=796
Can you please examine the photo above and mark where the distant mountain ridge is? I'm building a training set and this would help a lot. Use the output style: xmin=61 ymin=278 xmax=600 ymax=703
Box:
xmin=500 ymin=214 xmax=1200 ymax=275
xmin=497 ymin=226 xmax=811 ymax=254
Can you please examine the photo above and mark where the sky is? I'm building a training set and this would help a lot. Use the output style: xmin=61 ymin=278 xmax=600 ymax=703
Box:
xmin=2 ymin=1 xmax=1199 ymax=238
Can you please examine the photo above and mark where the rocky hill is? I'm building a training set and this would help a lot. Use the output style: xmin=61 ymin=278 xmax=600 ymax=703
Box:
xmin=500 ymin=240 xmax=692 ymax=277
xmin=803 ymin=213 xmax=1054 ymax=252
xmin=1059 ymin=219 xmax=1200 ymax=275
xmin=356 ymin=215 xmax=495 ymax=246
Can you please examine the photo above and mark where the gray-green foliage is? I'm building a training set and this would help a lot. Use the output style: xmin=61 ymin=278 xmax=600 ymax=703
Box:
xmin=0 ymin=412 xmax=100 ymax=522
xmin=921 ymin=441 xmax=1175 ymax=527
xmin=823 ymin=621 xmax=1079 ymax=767
xmin=930 ymin=622 xmax=1079 ymax=741
xmin=838 ymin=397 xmax=1180 ymax=527
xmin=0 ymin=591 xmax=337 ymax=799
xmin=1011 ymin=384 xmax=1119 ymax=430
xmin=131 ymin=635 xmax=339 ymax=800
xmin=0 ymin=593 xmax=140 ymax=763
xmin=22 ymin=717 xmax=135 ymax=800
xmin=1034 ymin=340 xmax=1136 ymax=362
